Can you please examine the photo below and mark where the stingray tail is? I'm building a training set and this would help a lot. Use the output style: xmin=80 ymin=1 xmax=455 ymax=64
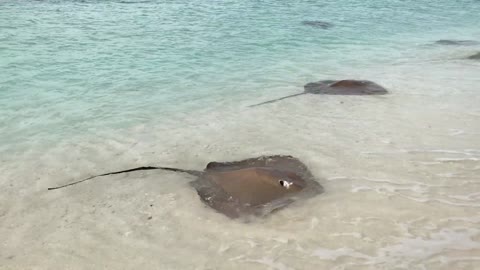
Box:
xmin=47 ymin=166 xmax=202 ymax=191
xmin=248 ymin=92 xmax=306 ymax=107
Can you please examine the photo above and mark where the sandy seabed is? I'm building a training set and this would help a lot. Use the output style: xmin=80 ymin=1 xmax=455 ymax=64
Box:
xmin=1 ymin=60 xmax=480 ymax=270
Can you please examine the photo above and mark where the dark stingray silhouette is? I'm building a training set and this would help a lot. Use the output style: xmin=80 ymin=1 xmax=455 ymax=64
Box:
xmin=435 ymin=40 xmax=480 ymax=46
xmin=118 ymin=1 xmax=152 ymax=3
xmin=467 ymin=52 xmax=480 ymax=60
xmin=249 ymin=80 xmax=388 ymax=107
xmin=302 ymin=20 xmax=333 ymax=29
xmin=48 ymin=155 xmax=324 ymax=219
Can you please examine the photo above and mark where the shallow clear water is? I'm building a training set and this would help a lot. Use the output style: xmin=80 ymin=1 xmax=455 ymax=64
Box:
xmin=1 ymin=0 xmax=480 ymax=269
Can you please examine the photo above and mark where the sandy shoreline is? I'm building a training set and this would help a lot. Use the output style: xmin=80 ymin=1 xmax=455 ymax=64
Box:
xmin=1 ymin=59 xmax=480 ymax=269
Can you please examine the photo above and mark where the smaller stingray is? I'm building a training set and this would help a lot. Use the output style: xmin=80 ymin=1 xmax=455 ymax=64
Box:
xmin=302 ymin=20 xmax=333 ymax=29
xmin=434 ymin=39 xmax=480 ymax=46
xmin=249 ymin=79 xmax=388 ymax=107
xmin=48 ymin=155 xmax=323 ymax=219
xmin=118 ymin=0 xmax=152 ymax=3
xmin=467 ymin=52 xmax=480 ymax=60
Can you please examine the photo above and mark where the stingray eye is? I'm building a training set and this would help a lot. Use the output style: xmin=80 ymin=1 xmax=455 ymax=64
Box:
xmin=279 ymin=179 xmax=292 ymax=189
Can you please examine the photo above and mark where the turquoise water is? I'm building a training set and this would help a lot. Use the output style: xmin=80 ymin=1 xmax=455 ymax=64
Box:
xmin=2 ymin=1 xmax=480 ymax=269
xmin=1 ymin=0 xmax=479 ymax=152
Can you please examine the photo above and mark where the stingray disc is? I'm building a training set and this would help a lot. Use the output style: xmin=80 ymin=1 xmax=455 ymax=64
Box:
xmin=190 ymin=155 xmax=323 ymax=219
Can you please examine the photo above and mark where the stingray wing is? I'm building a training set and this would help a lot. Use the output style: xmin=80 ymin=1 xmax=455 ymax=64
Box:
xmin=189 ymin=178 xmax=245 ymax=219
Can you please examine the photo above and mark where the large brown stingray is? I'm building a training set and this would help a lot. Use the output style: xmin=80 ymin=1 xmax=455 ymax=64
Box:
xmin=249 ymin=79 xmax=388 ymax=107
xmin=48 ymin=155 xmax=324 ymax=219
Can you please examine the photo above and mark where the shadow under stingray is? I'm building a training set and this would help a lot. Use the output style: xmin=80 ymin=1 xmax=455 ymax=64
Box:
xmin=249 ymin=80 xmax=389 ymax=107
